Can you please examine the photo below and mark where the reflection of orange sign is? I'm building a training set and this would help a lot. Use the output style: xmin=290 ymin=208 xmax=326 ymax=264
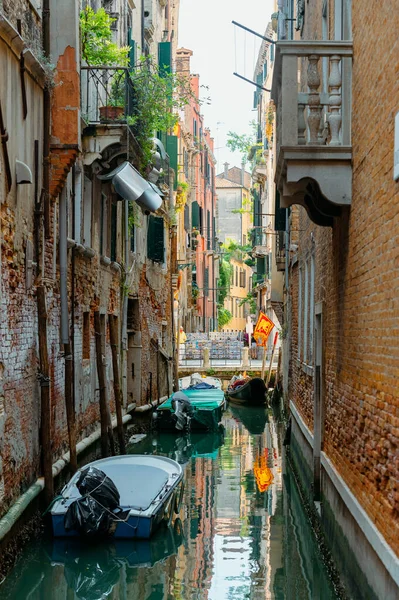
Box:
xmin=254 ymin=449 xmax=274 ymax=493
xmin=253 ymin=312 xmax=275 ymax=346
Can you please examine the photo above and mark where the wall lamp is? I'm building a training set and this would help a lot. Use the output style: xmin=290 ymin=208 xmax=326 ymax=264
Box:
xmin=98 ymin=161 xmax=163 ymax=214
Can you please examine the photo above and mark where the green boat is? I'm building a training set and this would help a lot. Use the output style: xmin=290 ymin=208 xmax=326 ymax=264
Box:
xmin=153 ymin=387 xmax=226 ymax=432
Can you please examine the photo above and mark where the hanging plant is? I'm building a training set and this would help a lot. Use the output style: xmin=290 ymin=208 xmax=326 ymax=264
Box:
xmin=265 ymin=101 xmax=275 ymax=145
xmin=175 ymin=181 xmax=189 ymax=212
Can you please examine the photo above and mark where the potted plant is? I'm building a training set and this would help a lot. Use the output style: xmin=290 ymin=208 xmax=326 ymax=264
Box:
xmin=99 ymin=70 xmax=126 ymax=121
xmin=80 ymin=7 xmax=129 ymax=121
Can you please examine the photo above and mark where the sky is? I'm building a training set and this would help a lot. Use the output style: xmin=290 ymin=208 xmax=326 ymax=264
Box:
xmin=178 ymin=0 xmax=275 ymax=175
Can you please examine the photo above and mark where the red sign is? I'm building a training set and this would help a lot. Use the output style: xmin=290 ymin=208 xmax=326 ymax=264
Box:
xmin=253 ymin=311 xmax=275 ymax=346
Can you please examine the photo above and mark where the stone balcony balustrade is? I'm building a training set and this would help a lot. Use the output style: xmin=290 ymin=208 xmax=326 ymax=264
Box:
xmin=271 ymin=41 xmax=353 ymax=226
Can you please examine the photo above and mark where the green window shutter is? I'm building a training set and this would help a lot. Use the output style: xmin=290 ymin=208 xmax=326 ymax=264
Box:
xmin=204 ymin=267 xmax=209 ymax=295
xmin=253 ymin=91 xmax=258 ymax=109
xmin=257 ymin=257 xmax=265 ymax=276
xmin=274 ymin=188 xmax=286 ymax=231
xmin=158 ymin=42 xmax=171 ymax=77
xmin=166 ymin=134 xmax=178 ymax=190
xmin=128 ymin=30 xmax=136 ymax=68
xmin=147 ymin=216 xmax=164 ymax=262
xmin=192 ymin=201 xmax=199 ymax=228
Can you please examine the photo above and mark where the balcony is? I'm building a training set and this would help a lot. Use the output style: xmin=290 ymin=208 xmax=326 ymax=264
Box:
xmin=80 ymin=66 xmax=139 ymax=164
xmin=252 ymin=228 xmax=271 ymax=258
xmin=271 ymin=41 xmax=353 ymax=226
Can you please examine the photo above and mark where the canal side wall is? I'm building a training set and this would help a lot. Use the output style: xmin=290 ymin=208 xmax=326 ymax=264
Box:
xmin=289 ymin=402 xmax=399 ymax=600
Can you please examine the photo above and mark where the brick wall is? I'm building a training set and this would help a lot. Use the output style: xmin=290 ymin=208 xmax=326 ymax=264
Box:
xmin=289 ymin=0 xmax=399 ymax=556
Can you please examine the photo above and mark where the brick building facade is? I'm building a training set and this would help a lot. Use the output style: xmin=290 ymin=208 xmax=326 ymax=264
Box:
xmin=272 ymin=0 xmax=399 ymax=598
xmin=0 ymin=0 xmax=181 ymax=542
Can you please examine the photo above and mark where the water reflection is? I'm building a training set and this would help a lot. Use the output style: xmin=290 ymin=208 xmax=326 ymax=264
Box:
xmin=0 ymin=405 xmax=338 ymax=600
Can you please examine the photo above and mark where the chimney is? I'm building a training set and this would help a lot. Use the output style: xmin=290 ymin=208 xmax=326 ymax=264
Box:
xmin=224 ymin=162 xmax=229 ymax=179
xmin=241 ymin=161 xmax=245 ymax=186
xmin=176 ymin=48 xmax=193 ymax=75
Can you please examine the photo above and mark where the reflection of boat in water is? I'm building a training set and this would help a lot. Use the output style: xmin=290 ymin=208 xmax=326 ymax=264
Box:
xmin=153 ymin=428 xmax=225 ymax=463
xmin=48 ymin=523 xmax=184 ymax=600
xmin=226 ymin=376 xmax=267 ymax=405
xmin=229 ymin=404 xmax=269 ymax=435
xmin=127 ymin=428 xmax=225 ymax=464
xmin=50 ymin=520 xmax=184 ymax=568
xmin=0 ymin=522 xmax=184 ymax=600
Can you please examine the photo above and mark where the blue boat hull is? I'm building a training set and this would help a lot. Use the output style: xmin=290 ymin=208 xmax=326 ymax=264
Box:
xmin=50 ymin=455 xmax=183 ymax=540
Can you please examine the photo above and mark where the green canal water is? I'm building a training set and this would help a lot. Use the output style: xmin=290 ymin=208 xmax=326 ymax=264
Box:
xmin=0 ymin=405 xmax=339 ymax=599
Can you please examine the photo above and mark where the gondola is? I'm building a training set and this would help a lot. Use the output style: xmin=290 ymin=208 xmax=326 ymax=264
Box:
xmin=226 ymin=376 xmax=267 ymax=405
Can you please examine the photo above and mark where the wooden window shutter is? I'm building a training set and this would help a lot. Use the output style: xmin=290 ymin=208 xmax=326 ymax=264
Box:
xmin=192 ymin=201 xmax=200 ymax=228
xmin=147 ymin=216 xmax=164 ymax=262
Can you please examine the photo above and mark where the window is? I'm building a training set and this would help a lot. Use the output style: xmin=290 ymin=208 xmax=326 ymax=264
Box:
xmin=184 ymin=204 xmax=190 ymax=231
xmin=100 ymin=192 xmax=109 ymax=256
xmin=298 ymin=255 xmax=315 ymax=365
xmin=207 ymin=210 xmax=211 ymax=250
xmin=83 ymin=176 xmax=92 ymax=247
xmin=192 ymin=201 xmax=200 ymax=229
xmin=147 ymin=216 xmax=164 ymax=263
xmin=82 ymin=312 xmax=90 ymax=359
xmin=304 ymin=260 xmax=309 ymax=361
xmin=110 ymin=201 xmax=117 ymax=262
xmin=298 ymin=267 xmax=302 ymax=359
xmin=128 ymin=203 xmax=135 ymax=252
xmin=235 ymin=267 xmax=238 ymax=287
xmin=309 ymin=255 xmax=315 ymax=362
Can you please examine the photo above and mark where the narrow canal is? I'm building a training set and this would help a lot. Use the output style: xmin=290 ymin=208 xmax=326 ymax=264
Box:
xmin=0 ymin=405 xmax=340 ymax=599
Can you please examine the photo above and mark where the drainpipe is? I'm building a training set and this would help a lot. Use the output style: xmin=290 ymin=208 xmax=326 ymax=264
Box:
xmin=42 ymin=0 xmax=50 ymax=238
xmin=121 ymin=199 xmax=129 ymax=404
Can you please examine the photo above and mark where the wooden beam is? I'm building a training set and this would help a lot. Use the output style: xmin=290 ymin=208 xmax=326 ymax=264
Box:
xmin=109 ymin=315 xmax=125 ymax=454
xmin=37 ymin=286 xmax=54 ymax=504
xmin=94 ymin=311 xmax=110 ymax=457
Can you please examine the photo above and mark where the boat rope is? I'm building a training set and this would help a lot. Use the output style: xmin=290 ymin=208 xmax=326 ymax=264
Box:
xmin=42 ymin=495 xmax=64 ymax=516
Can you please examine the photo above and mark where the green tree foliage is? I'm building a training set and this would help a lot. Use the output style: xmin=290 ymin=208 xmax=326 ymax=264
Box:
xmin=80 ymin=7 xmax=129 ymax=66
xmin=238 ymin=293 xmax=256 ymax=314
xmin=226 ymin=120 xmax=258 ymax=163
xmin=128 ymin=57 xmax=192 ymax=170
xmin=218 ymin=259 xmax=233 ymax=305
xmin=218 ymin=307 xmax=233 ymax=329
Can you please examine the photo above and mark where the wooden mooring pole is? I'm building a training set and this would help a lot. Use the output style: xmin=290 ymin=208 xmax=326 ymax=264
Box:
xmin=64 ymin=341 xmax=77 ymax=473
xmin=94 ymin=311 xmax=110 ymax=457
xmin=37 ymin=286 xmax=54 ymax=504
xmin=109 ymin=315 xmax=126 ymax=454
xmin=266 ymin=331 xmax=279 ymax=388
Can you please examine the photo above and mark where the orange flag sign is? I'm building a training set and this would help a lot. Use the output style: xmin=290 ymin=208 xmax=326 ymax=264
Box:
xmin=253 ymin=311 xmax=275 ymax=347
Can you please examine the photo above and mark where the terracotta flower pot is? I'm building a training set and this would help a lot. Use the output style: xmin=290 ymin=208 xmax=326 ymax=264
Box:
xmin=99 ymin=105 xmax=124 ymax=122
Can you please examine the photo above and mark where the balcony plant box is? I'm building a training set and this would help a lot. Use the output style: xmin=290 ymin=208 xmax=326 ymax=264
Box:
xmin=99 ymin=104 xmax=124 ymax=121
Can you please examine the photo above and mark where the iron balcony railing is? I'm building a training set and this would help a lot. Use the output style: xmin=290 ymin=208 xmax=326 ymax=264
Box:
xmin=80 ymin=66 xmax=137 ymax=125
